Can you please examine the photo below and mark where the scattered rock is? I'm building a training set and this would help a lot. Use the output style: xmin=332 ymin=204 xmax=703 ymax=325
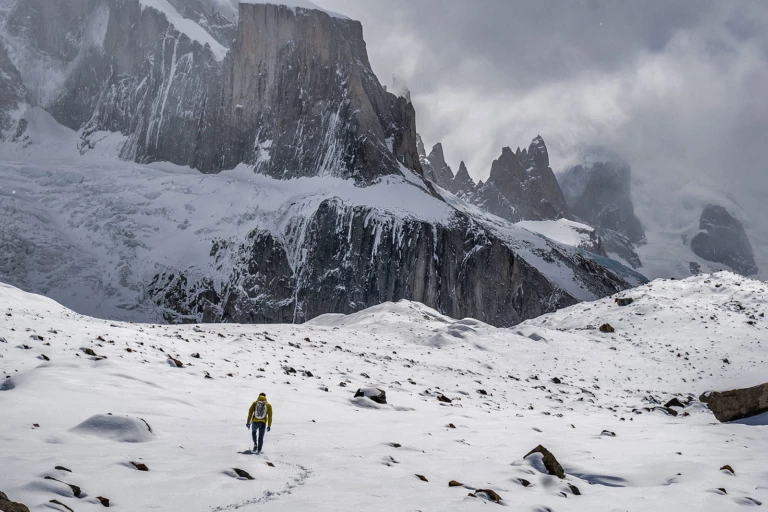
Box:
xmin=524 ymin=445 xmax=565 ymax=478
xmin=39 ymin=354 xmax=50 ymax=361
xmin=0 ymin=491 xmax=31 ymax=512
xmin=55 ymin=466 xmax=72 ymax=473
xmin=475 ymin=489 xmax=502 ymax=503
xmin=477 ymin=389 xmax=488 ymax=395
xmin=191 ymin=353 xmax=201 ymax=359
xmin=49 ymin=499 xmax=74 ymax=512
xmin=437 ymin=394 xmax=452 ymax=403
xmin=665 ymin=398 xmax=685 ymax=409
xmin=354 ymin=387 xmax=387 ymax=405
xmin=44 ymin=476 xmax=81 ymax=497
xmin=720 ymin=465 xmax=735 ymax=475
xmin=302 ymin=370 xmax=313 ymax=377
xmin=415 ymin=474 xmax=428 ymax=482
xmin=448 ymin=480 xmax=463 ymax=487
xmin=96 ymin=496 xmax=110 ymax=507
xmin=448 ymin=423 xmax=456 ymax=429
xmin=168 ymin=357 xmax=184 ymax=368
xmin=601 ymin=430 xmax=616 ymax=437
xmin=599 ymin=323 xmax=615 ymax=333
xmin=131 ymin=462 xmax=149 ymax=471
xmin=615 ymin=297 xmax=634 ymax=306
xmin=233 ymin=468 xmax=254 ymax=480
xmin=700 ymin=382 xmax=768 ymax=422
xmin=266 ymin=462 xmax=275 ymax=467
xmin=518 ymin=478 xmax=532 ymax=487
xmin=391 ymin=443 xmax=401 ymax=448
xmin=717 ymin=488 xmax=728 ymax=494
xmin=551 ymin=377 xmax=562 ymax=384
xmin=568 ymin=484 xmax=581 ymax=495
xmin=81 ymin=347 xmax=97 ymax=356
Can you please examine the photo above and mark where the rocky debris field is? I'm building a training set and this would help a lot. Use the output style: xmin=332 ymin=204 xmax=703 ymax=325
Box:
xmin=1 ymin=272 xmax=767 ymax=511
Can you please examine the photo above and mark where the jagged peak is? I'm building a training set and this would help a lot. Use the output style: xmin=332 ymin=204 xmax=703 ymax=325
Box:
xmin=428 ymin=143 xmax=446 ymax=164
xmin=454 ymin=161 xmax=474 ymax=186
xmin=528 ymin=135 xmax=549 ymax=168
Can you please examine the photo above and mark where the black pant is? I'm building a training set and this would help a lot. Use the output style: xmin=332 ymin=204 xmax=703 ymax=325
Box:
xmin=251 ymin=422 xmax=266 ymax=452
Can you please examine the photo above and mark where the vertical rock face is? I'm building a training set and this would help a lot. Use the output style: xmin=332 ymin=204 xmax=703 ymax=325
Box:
xmin=0 ymin=39 xmax=26 ymax=138
xmin=148 ymin=199 xmax=637 ymax=327
xmin=8 ymin=0 xmax=422 ymax=181
xmin=559 ymin=159 xmax=646 ymax=245
xmin=690 ymin=204 xmax=757 ymax=276
xmin=467 ymin=136 xmax=570 ymax=222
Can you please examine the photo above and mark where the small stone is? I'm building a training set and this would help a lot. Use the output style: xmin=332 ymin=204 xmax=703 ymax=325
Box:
xmin=448 ymin=480 xmax=463 ymax=487
xmin=720 ymin=465 xmax=735 ymax=475
xmin=354 ymin=387 xmax=387 ymax=404
xmin=39 ymin=354 xmax=50 ymax=361
xmin=448 ymin=423 xmax=456 ymax=429
xmin=49 ymin=500 xmax=74 ymax=512
xmin=266 ymin=462 xmax=275 ymax=467
xmin=191 ymin=353 xmax=201 ymax=358
xmin=665 ymin=397 xmax=685 ymax=408
xmin=233 ymin=468 xmax=254 ymax=480
xmin=391 ymin=443 xmax=401 ymax=448
xmin=82 ymin=347 xmax=97 ymax=356
xmin=601 ymin=430 xmax=616 ymax=437
xmin=96 ymin=496 xmax=110 ymax=507
xmin=615 ymin=297 xmax=634 ymax=306
xmin=475 ymin=489 xmax=502 ymax=503
xmin=477 ymin=389 xmax=488 ymax=395
xmin=437 ymin=394 xmax=452 ymax=403
xmin=717 ymin=488 xmax=727 ymax=494
xmin=415 ymin=474 xmax=428 ymax=482
xmin=551 ymin=377 xmax=562 ymax=384
xmin=168 ymin=357 xmax=183 ymax=368
xmin=131 ymin=462 xmax=149 ymax=471
xmin=55 ymin=466 xmax=72 ymax=472
xmin=569 ymin=483 xmax=581 ymax=495
xmin=599 ymin=323 xmax=615 ymax=333
xmin=518 ymin=478 xmax=532 ymax=487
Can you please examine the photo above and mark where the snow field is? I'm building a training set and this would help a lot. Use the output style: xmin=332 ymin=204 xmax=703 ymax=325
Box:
xmin=1 ymin=272 xmax=767 ymax=510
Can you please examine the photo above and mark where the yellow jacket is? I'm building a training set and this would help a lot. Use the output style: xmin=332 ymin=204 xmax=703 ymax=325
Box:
xmin=247 ymin=399 xmax=273 ymax=427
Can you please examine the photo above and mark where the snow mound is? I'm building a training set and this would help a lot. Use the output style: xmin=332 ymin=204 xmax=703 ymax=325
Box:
xmin=70 ymin=415 xmax=154 ymax=443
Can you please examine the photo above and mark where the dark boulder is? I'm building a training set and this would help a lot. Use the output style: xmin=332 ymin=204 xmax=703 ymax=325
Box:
xmin=354 ymin=388 xmax=387 ymax=405
xmin=233 ymin=468 xmax=254 ymax=480
xmin=0 ymin=492 xmax=31 ymax=512
xmin=615 ymin=297 xmax=634 ymax=306
xmin=599 ymin=323 xmax=615 ymax=333
xmin=524 ymin=445 xmax=565 ymax=479
xmin=700 ymin=382 xmax=768 ymax=422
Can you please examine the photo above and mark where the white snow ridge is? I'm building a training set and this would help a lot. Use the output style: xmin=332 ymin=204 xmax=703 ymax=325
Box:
xmin=1 ymin=272 xmax=767 ymax=510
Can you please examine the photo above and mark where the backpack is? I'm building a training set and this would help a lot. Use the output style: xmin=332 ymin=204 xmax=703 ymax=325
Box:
xmin=254 ymin=401 xmax=267 ymax=420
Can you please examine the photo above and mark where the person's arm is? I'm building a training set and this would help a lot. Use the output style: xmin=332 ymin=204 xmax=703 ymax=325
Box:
xmin=267 ymin=403 xmax=273 ymax=428
xmin=246 ymin=402 xmax=255 ymax=424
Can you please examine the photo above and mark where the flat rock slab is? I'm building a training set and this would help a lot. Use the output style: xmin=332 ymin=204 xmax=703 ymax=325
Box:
xmin=701 ymin=382 xmax=768 ymax=422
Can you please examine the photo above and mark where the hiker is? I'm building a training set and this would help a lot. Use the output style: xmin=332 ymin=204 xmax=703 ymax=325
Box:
xmin=246 ymin=393 xmax=273 ymax=453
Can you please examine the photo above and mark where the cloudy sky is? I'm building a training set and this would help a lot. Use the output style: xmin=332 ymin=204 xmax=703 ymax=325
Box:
xmin=319 ymin=0 xmax=768 ymax=206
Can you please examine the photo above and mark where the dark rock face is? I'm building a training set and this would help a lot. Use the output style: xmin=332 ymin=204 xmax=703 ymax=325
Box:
xmin=559 ymin=159 xmax=646 ymax=245
xmin=700 ymin=382 xmax=768 ymax=422
xmin=690 ymin=205 xmax=757 ymax=276
xmin=467 ymin=137 xmax=570 ymax=222
xmin=0 ymin=40 xmax=26 ymax=138
xmin=13 ymin=0 xmax=421 ymax=182
xmin=0 ymin=491 xmax=31 ymax=512
xmin=147 ymin=199 xmax=636 ymax=327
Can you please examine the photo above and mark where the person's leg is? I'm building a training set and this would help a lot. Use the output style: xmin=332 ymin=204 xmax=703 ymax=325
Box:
xmin=257 ymin=422 xmax=266 ymax=452
xmin=251 ymin=424 xmax=258 ymax=449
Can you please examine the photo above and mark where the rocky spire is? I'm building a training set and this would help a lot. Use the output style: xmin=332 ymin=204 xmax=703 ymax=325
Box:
xmin=450 ymin=161 xmax=475 ymax=194
xmin=425 ymin=143 xmax=454 ymax=189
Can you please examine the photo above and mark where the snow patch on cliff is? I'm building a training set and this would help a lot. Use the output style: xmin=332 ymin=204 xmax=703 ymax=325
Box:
xmin=239 ymin=0 xmax=350 ymax=20
xmin=140 ymin=0 xmax=229 ymax=60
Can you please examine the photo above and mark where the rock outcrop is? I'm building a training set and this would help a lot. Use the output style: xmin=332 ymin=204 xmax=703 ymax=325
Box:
xmin=701 ymin=382 xmax=768 ymax=422
xmin=0 ymin=39 xmax=26 ymax=138
xmin=0 ymin=492 xmax=30 ymax=512
xmin=559 ymin=159 xmax=645 ymax=245
xmin=5 ymin=0 xmax=422 ymax=182
xmin=690 ymin=205 xmax=757 ymax=276
xmin=467 ymin=136 xmax=570 ymax=222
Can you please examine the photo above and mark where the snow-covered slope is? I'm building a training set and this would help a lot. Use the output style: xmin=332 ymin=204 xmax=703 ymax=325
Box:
xmin=1 ymin=272 xmax=767 ymax=510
